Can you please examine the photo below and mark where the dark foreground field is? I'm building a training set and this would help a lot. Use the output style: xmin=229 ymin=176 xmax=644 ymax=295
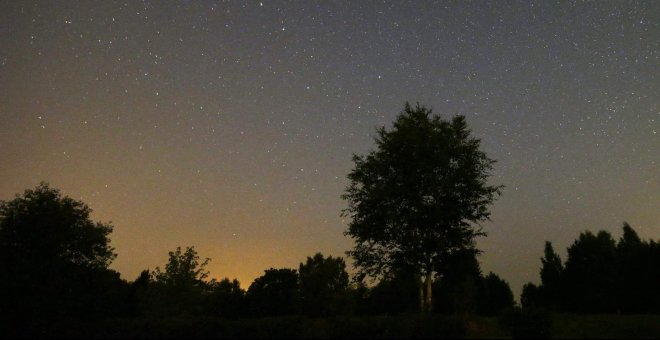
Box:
xmin=6 ymin=313 xmax=659 ymax=339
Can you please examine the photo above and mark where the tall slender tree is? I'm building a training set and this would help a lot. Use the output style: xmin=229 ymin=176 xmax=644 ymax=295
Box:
xmin=540 ymin=241 xmax=563 ymax=309
xmin=342 ymin=103 xmax=502 ymax=312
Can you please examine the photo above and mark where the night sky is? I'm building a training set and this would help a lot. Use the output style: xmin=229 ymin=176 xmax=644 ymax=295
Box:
xmin=1 ymin=1 xmax=658 ymax=298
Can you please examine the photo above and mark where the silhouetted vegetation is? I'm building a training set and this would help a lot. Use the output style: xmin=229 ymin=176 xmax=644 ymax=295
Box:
xmin=298 ymin=253 xmax=351 ymax=317
xmin=0 ymin=183 xmax=130 ymax=336
xmin=246 ymin=268 xmax=301 ymax=317
xmin=1 ymin=103 xmax=658 ymax=338
xmin=521 ymin=222 xmax=660 ymax=314
xmin=342 ymin=102 xmax=502 ymax=312
xmin=141 ymin=246 xmax=216 ymax=317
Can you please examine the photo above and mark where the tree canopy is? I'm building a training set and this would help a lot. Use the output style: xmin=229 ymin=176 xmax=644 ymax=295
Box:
xmin=152 ymin=246 xmax=212 ymax=291
xmin=246 ymin=268 xmax=300 ymax=316
xmin=146 ymin=246 xmax=214 ymax=316
xmin=298 ymin=253 xmax=350 ymax=316
xmin=521 ymin=222 xmax=660 ymax=313
xmin=0 ymin=182 xmax=116 ymax=270
xmin=342 ymin=102 xmax=502 ymax=312
xmin=0 ymin=182 xmax=120 ymax=325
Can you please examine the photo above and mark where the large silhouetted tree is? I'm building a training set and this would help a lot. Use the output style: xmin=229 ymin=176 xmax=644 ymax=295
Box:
xmin=342 ymin=102 xmax=502 ymax=312
xmin=298 ymin=253 xmax=350 ymax=316
xmin=0 ymin=183 xmax=120 ymax=331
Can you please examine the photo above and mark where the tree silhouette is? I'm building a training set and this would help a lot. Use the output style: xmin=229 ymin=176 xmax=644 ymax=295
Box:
xmin=563 ymin=230 xmax=618 ymax=312
xmin=206 ymin=278 xmax=246 ymax=319
xmin=146 ymin=246 xmax=213 ymax=316
xmin=152 ymin=246 xmax=212 ymax=289
xmin=432 ymin=249 xmax=514 ymax=315
xmin=616 ymin=222 xmax=658 ymax=313
xmin=246 ymin=268 xmax=300 ymax=316
xmin=520 ymin=283 xmax=541 ymax=309
xmin=0 ymin=182 xmax=115 ymax=269
xmin=521 ymin=222 xmax=660 ymax=314
xmin=433 ymin=248 xmax=482 ymax=314
xmin=478 ymin=272 xmax=515 ymax=316
xmin=539 ymin=241 xmax=563 ymax=310
xmin=363 ymin=267 xmax=420 ymax=315
xmin=127 ymin=269 xmax=152 ymax=316
xmin=298 ymin=252 xmax=350 ymax=316
xmin=0 ymin=183 xmax=124 ymax=335
xmin=342 ymin=102 xmax=502 ymax=312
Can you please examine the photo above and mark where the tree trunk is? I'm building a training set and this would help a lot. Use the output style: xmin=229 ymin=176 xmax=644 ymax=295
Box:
xmin=424 ymin=272 xmax=433 ymax=313
xmin=418 ymin=270 xmax=434 ymax=313
xmin=418 ymin=274 xmax=425 ymax=312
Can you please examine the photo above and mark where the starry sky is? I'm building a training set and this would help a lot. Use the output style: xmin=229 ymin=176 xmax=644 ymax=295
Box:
xmin=1 ymin=1 xmax=658 ymax=298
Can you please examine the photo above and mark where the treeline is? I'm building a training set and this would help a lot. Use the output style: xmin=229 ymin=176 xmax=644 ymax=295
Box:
xmin=0 ymin=183 xmax=514 ymax=337
xmin=2 ymin=183 xmax=659 ymax=338
xmin=521 ymin=223 xmax=660 ymax=314
xmin=132 ymin=247 xmax=516 ymax=320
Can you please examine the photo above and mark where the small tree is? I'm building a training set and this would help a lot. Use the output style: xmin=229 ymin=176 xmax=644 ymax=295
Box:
xmin=152 ymin=246 xmax=211 ymax=290
xmin=342 ymin=103 xmax=502 ymax=312
xmin=148 ymin=246 xmax=213 ymax=316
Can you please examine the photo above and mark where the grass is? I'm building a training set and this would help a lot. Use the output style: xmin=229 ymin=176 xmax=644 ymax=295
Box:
xmin=5 ymin=313 xmax=659 ymax=338
xmin=550 ymin=314 xmax=660 ymax=339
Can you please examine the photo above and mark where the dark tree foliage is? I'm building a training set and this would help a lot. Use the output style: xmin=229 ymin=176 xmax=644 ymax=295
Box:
xmin=478 ymin=272 xmax=515 ymax=316
xmin=127 ymin=269 xmax=152 ymax=316
xmin=343 ymin=102 xmax=502 ymax=312
xmin=615 ymin=223 xmax=660 ymax=313
xmin=433 ymin=248 xmax=482 ymax=314
xmin=362 ymin=268 xmax=421 ymax=315
xmin=520 ymin=283 xmax=541 ymax=309
xmin=0 ymin=183 xmax=123 ymax=330
xmin=298 ymin=253 xmax=350 ymax=317
xmin=152 ymin=246 xmax=212 ymax=289
xmin=563 ymin=230 xmax=618 ymax=313
xmin=433 ymin=249 xmax=514 ymax=316
xmin=206 ymin=278 xmax=246 ymax=319
xmin=246 ymin=268 xmax=301 ymax=317
xmin=520 ymin=222 xmax=660 ymax=314
xmin=145 ymin=246 xmax=215 ymax=316
xmin=540 ymin=242 xmax=563 ymax=287
xmin=539 ymin=241 xmax=563 ymax=310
